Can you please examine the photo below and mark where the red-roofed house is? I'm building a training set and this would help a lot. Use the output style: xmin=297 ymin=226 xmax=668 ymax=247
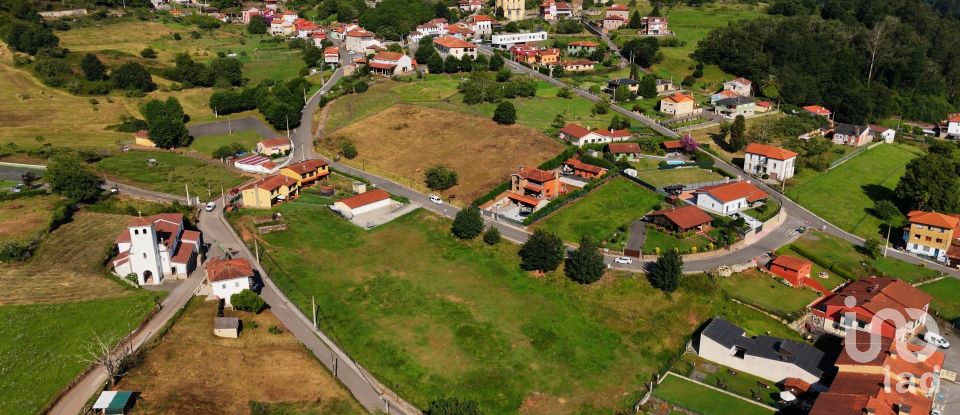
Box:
xmin=660 ymin=140 xmax=684 ymax=154
xmin=946 ymin=112 xmax=960 ymax=138
xmin=256 ymin=137 xmax=291 ymax=156
xmin=295 ymin=19 xmax=321 ymax=38
xmin=904 ymin=210 xmax=959 ymax=263
xmin=324 ymin=46 xmax=340 ymax=66
xmin=647 ymin=205 xmax=712 ymax=233
xmin=608 ymin=142 xmax=642 ymax=160
xmin=744 ymin=143 xmax=798 ymax=180
xmin=511 ymin=166 xmax=563 ymax=201
xmin=206 ymin=258 xmax=254 ymax=306
xmin=566 ymin=40 xmax=599 ymax=54
xmin=333 ymin=189 xmax=394 ymax=218
xmin=639 ymin=16 xmax=669 ymax=35
xmin=447 ymin=23 xmax=475 ymax=40
xmin=540 ymin=0 xmax=572 ymax=21
xmin=509 ymin=44 xmax=540 ymax=64
xmin=240 ymin=174 xmax=301 ymax=209
xmin=369 ymin=51 xmax=414 ymax=76
xmin=433 ymin=36 xmax=477 ymax=59
xmin=695 ymin=180 xmax=768 ymax=216
xmin=660 ymin=93 xmax=700 ymax=117
xmin=803 ymin=105 xmax=832 ymax=118
xmin=558 ymin=123 xmax=631 ymax=146
xmin=345 ymin=29 xmax=379 ymax=53
xmin=559 ymin=59 xmax=596 ymax=72
xmin=562 ymin=157 xmax=607 ymax=179
xmin=311 ymin=30 xmax=327 ymax=48
xmin=767 ymin=255 xmax=828 ymax=294
xmin=722 ymin=77 xmax=752 ymax=96
xmin=809 ymin=276 xmax=931 ymax=340
xmin=465 ymin=14 xmax=493 ymax=36
xmin=112 ymin=213 xmax=201 ymax=286
xmin=280 ymin=159 xmax=330 ymax=187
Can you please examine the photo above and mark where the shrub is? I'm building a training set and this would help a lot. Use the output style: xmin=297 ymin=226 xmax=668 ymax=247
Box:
xmin=492 ymin=101 xmax=516 ymax=124
xmin=340 ymin=140 xmax=358 ymax=159
xmin=268 ymin=325 xmax=282 ymax=334
xmin=231 ymin=289 xmax=265 ymax=313
xmin=451 ymin=206 xmax=483 ymax=239
xmin=140 ymin=47 xmax=157 ymax=58
xmin=425 ymin=165 xmax=458 ymax=191
xmin=483 ymin=227 xmax=501 ymax=245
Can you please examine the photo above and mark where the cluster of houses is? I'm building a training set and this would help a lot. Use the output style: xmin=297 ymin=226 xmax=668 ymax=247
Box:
xmin=237 ymin=159 xmax=329 ymax=209
xmin=798 ymin=105 xmax=897 ymax=147
xmin=508 ymin=39 xmax=600 ymax=73
xmin=694 ymin=276 xmax=944 ymax=415
xmin=597 ymin=4 xmax=670 ymax=35
xmin=407 ymin=16 xmax=493 ymax=44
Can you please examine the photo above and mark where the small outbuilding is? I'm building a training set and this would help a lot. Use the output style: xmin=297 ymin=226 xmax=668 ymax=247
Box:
xmin=214 ymin=316 xmax=240 ymax=338
xmin=333 ymin=189 xmax=393 ymax=218
xmin=92 ymin=390 xmax=135 ymax=415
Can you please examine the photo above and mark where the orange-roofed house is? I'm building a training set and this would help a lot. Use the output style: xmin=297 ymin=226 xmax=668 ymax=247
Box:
xmin=510 ymin=43 xmax=540 ymax=64
xmin=744 ymin=143 xmax=798 ymax=181
xmin=281 ymin=159 xmax=330 ymax=187
xmin=112 ymin=213 xmax=202 ymax=286
xmin=433 ymin=36 xmax=478 ymax=59
xmin=559 ymin=59 xmax=595 ymax=72
xmin=767 ymin=255 xmax=829 ymax=294
xmin=803 ymin=105 xmax=832 ymax=119
xmin=660 ymin=93 xmax=700 ymax=117
xmin=562 ymin=157 xmax=607 ymax=179
xmin=511 ymin=166 xmax=563 ymax=201
xmin=536 ymin=48 xmax=561 ymax=66
xmin=333 ymin=189 xmax=394 ymax=218
xmin=566 ymin=40 xmax=599 ymax=54
xmin=345 ymin=29 xmax=379 ymax=53
xmin=324 ymin=46 xmax=340 ymax=66
xmin=647 ymin=205 xmax=712 ymax=233
xmin=660 ymin=139 xmax=685 ymax=154
xmin=369 ymin=51 xmax=414 ymax=76
xmin=206 ymin=258 xmax=254 ymax=306
xmin=240 ymin=174 xmax=301 ymax=209
xmin=694 ymin=180 xmax=768 ymax=216
xmin=256 ymin=137 xmax=291 ymax=156
xmin=904 ymin=210 xmax=959 ymax=263
xmin=809 ymin=276 xmax=931 ymax=340
xmin=558 ymin=123 xmax=631 ymax=146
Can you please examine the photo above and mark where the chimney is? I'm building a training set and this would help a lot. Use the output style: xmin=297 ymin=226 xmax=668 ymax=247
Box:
xmin=898 ymin=403 xmax=912 ymax=415
xmin=863 ymin=408 xmax=876 ymax=415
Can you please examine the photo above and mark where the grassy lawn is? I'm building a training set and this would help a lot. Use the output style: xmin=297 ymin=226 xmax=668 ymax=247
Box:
xmin=643 ymin=228 xmax=713 ymax=255
xmin=778 ymin=231 xmax=941 ymax=284
xmin=228 ymin=204 xmax=796 ymax=414
xmin=919 ymin=278 xmax=960 ymax=324
xmin=635 ymin=167 xmax=724 ymax=188
xmin=673 ymin=353 xmax=785 ymax=407
xmin=119 ymin=299 xmax=363 ymax=414
xmin=653 ymin=374 xmax=774 ymax=415
xmin=786 ymin=144 xmax=923 ymax=240
xmin=719 ymin=268 xmax=819 ymax=319
xmin=743 ymin=199 xmax=781 ymax=222
xmin=186 ymin=129 xmax=263 ymax=157
xmin=538 ymin=178 xmax=662 ymax=245
xmin=0 ymin=194 xmax=61 ymax=244
xmin=0 ymin=294 xmax=157 ymax=414
xmin=95 ymin=150 xmax=247 ymax=195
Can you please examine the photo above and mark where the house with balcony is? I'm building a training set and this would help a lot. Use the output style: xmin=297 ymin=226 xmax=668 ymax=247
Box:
xmin=714 ymin=95 xmax=756 ymax=119
xmin=903 ymin=210 xmax=959 ymax=263
xmin=722 ymin=77 xmax=752 ymax=96
xmin=639 ymin=16 xmax=669 ymax=35
xmin=240 ymin=174 xmax=301 ymax=209
xmin=809 ymin=276 xmax=931 ymax=341
xmin=368 ymin=51 xmax=415 ymax=76
xmin=433 ymin=36 xmax=478 ymax=59
xmin=566 ymin=40 xmax=598 ymax=55
xmin=280 ymin=159 xmax=330 ymax=188
xmin=540 ymin=0 xmax=573 ymax=21
xmin=743 ymin=143 xmax=798 ymax=181
xmin=511 ymin=167 xmax=563 ymax=201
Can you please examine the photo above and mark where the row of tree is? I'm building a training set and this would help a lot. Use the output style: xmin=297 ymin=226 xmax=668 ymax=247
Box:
xmin=164 ymin=53 xmax=244 ymax=88
xmin=208 ymin=78 xmax=310 ymax=130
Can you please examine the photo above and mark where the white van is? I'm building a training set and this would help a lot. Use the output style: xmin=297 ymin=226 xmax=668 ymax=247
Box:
xmin=923 ymin=331 xmax=951 ymax=349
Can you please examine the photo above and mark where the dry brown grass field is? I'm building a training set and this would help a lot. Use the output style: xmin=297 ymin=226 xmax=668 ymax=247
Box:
xmin=118 ymin=300 xmax=363 ymax=415
xmin=0 ymin=194 xmax=60 ymax=244
xmin=0 ymin=211 xmax=132 ymax=306
xmin=322 ymin=104 xmax=566 ymax=202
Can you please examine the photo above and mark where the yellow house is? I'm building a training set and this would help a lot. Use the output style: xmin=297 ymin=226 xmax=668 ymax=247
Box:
xmin=904 ymin=210 xmax=958 ymax=263
xmin=134 ymin=130 xmax=156 ymax=147
xmin=240 ymin=174 xmax=300 ymax=209
xmin=496 ymin=0 xmax=524 ymax=21
xmin=280 ymin=159 xmax=330 ymax=187
xmin=660 ymin=93 xmax=700 ymax=117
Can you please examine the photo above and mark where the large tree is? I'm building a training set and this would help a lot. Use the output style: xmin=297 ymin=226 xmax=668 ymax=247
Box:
xmin=111 ymin=62 xmax=156 ymax=92
xmin=141 ymin=97 xmax=191 ymax=149
xmin=621 ymin=37 xmax=660 ymax=67
xmin=45 ymin=153 xmax=103 ymax=202
xmin=638 ymin=74 xmax=658 ymax=98
xmin=493 ymin=101 xmax=517 ymax=124
xmin=518 ymin=229 xmax=564 ymax=273
xmin=425 ymin=164 xmax=458 ymax=190
xmin=729 ymin=115 xmax=748 ymax=151
xmin=247 ymin=17 xmax=267 ymax=35
xmin=451 ymin=206 xmax=484 ymax=240
xmin=895 ymin=153 xmax=960 ymax=212
xmin=81 ymin=53 xmax=107 ymax=81
xmin=564 ymin=237 xmax=606 ymax=284
xmin=648 ymin=249 xmax=682 ymax=292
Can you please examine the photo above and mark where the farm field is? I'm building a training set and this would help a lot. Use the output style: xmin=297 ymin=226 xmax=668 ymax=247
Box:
xmin=652 ymin=374 xmax=775 ymax=415
xmin=538 ymin=178 xmax=661 ymax=245
xmin=718 ymin=268 xmax=819 ymax=319
xmin=786 ymin=144 xmax=923 ymax=240
xmin=0 ymin=194 xmax=61 ymax=244
xmin=920 ymin=278 xmax=960 ymax=324
xmin=635 ymin=167 xmax=724 ymax=188
xmin=321 ymin=104 xmax=565 ymax=202
xmin=119 ymin=300 xmax=363 ymax=415
xmin=777 ymin=231 xmax=941 ymax=284
xmin=323 ymin=75 xmax=619 ymax=135
xmin=186 ymin=129 xmax=263 ymax=157
xmin=95 ymin=150 xmax=248 ymax=195
xmin=228 ymin=205 xmax=797 ymax=414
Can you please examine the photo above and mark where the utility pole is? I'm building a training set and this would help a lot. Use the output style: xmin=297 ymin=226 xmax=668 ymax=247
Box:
xmin=254 ymin=237 xmax=260 ymax=263
xmin=228 ymin=117 xmax=232 ymax=135
xmin=286 ymin=116 xmax=290 ymax=138
xmin=312 ymin=296 xmax=317 ymax=328
xmin=185 ymin=184 xmax=191 ymax=206
xmin=220 ymin=183 xmax=225 ymax=206
xmin=883 ymin=224 xmax=892 ymax=257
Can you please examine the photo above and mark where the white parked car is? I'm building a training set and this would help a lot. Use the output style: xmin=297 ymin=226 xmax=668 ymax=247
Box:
xmin=429 ymin=194 xmax=442 ymax=204
xmin=205 ymin=202 xmax=217 ymax=212
xmin=614 ymin=256 xmax=633 ymax=265
xmin=923 ymin=332 xmax=950 ymax=349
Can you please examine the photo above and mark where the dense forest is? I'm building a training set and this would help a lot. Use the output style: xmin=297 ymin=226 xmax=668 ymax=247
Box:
xmin=694 ymin=0 xmax=960 ymax=124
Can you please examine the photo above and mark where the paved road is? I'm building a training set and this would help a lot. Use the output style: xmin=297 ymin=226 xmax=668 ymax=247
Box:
xmin=47 ymin=271 xmax=204 ymax=415
xmin=580 ymin=19 xmax=629 ymax=69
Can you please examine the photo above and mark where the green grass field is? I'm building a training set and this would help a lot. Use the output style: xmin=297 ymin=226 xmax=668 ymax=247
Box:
xmin=229 ymin=204 xmax=796 ymax=413
xmin=786 ymin=144 xmax=923 ymax=240
xmin=653 ymin=374 xmax=775 ymax=415
xmin=96 ymin=150 xmax=247 ymax=195
xmin=635 ymin=167 xmax=724 ymax=188
xmin=920 ymin=278 xmax=960 ymax=324
xmin=324 ymin=76 xmax=618 ymax=135
xmin=538 ymin=178 xmax=662 ymax=245
xmin=673 ymin=353 xmax=785 ymax=407
xmin=0 ymin=294 xmax=158 ymax=414
xmin=643 ymin=228 xmax=713 ymax=255
xmin=719 ymin=269 xmax=819 ymax=319
xmin=186 ymin=129 xmax=263 ymax=157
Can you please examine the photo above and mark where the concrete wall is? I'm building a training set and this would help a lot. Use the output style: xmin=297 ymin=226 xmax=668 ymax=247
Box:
xmin=698 ymin=335 xmax=821 ymax=385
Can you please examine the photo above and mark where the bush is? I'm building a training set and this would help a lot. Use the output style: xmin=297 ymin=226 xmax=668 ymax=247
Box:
xmin=140 ymin=47 xmax=157 ymax=58
xmin=340 ymin=140 xmax=358 ymax=159
xmin=425 ymin=164 xmax=459 ymax=191
xmin=483 ymin=227 xmax=501 ymax=245
xmin=451 ymin=206 xmax=483 ymax=239
xmin=492 ymin=101 xmax=516 ymax=124
xmin=518 ymin=229 xmax=564 ymax=273
xmin=231 ymin=289 xmax=265 ymax=313
xmin=564 ymin=237 xmax=605 ymax=284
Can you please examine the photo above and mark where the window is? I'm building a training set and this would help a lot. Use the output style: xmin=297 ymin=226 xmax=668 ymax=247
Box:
xmin=936 ymin=239 xmax=943 ymax=243
xmin=914 ymin=234 xmax=921 ymax=239
xmin=926 ymin=236 xmax=932 ymax=242
xmin=222 ymin=284 xmax=227 ymax=289
xmin=235 ymin=282 xmax=240 ymax=287
xmin=143 ymin=253 xmax=147 ymax=259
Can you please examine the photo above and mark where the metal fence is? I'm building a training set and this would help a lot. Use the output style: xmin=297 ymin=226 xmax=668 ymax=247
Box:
xmin=827 ymin=141 xmax=883 ymax=170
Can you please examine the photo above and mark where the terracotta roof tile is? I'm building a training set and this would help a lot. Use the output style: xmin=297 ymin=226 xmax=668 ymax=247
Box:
xmin=771 ymin=255 xmax=810 ymax=271
xmin=206 ymin=258 xmax=253 ymax=282
xmin=338 ymin=189 xmax=391 ymax=209
xmin=698 ymin=181 xmax=767 ymax=203
xmin=745 ymin=143 xmax=798 ymax=160
xmin=649 ymin=205 xmax=712 ymax=230
xmin=907 ymin=210 xmax=959 ymax=229
xmin=433 ymin=36 xmax=476 ymax=48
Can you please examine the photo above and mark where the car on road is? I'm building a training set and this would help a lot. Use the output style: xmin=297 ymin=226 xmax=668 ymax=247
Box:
xmin=923 ymin=331 xmax=950 ymax=349
xmin=205 ymin=202 xmax=217 ymax=212
xmin=614 ymin=256 xmax=633 ymax=264
xmin=429 ymin=194 xmax=442 ymax=204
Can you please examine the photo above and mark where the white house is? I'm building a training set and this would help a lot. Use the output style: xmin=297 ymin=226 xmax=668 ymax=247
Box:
xmin=722 ymin=77 xmax=752 ymax=96
xmin=698 ymin=319 xmax=825 ymax=387
xmin=112 ymin=214 xmax=201 ymax=286
xmin=269 ymin=18 xmax=293 ymax=36
xmin=491 ymin=31 xmax=548 ymax=49
xmin=459 ymin=0 xmax=483 ymax=12
xmin=311 ymin=31 xmax=326 ymax=48
xmin=279 ymin=10 xmax=298 ymax=24
xmin=324 ymin=46 xmax=340 ymax=66
xmin=744 ymin=143 xmax=798 ymax=181
xmin=344 ymin=29 xmax=378 ymax=53
xmin=433 ymin=36 xmax=477 ymax=59
xmin=869 ymin=124 xmax=896 ymax=143
xmin=465 ymin=14 xmax=493 ymax=37
xmin=369 ymin=51 xmax=414 ymax=76
xmin=257 ymin=137 xmax=291 ymax=156
xmin=206 ymin=257 xmax=254 ymax=307
xmin=945 ymin=113 xmax=960 ymax=138
xmin=558 ymin=123 xmax=631 ymax=146
xmin=333 ymin=189 xmax=394 ymax=218
xmin=714 ymin=96 xmax=755 ymax=119
xmin=234 ymin=154 xmax=280 ymax=174
xmin=695 ymin=181 xmax=768 ymax=216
